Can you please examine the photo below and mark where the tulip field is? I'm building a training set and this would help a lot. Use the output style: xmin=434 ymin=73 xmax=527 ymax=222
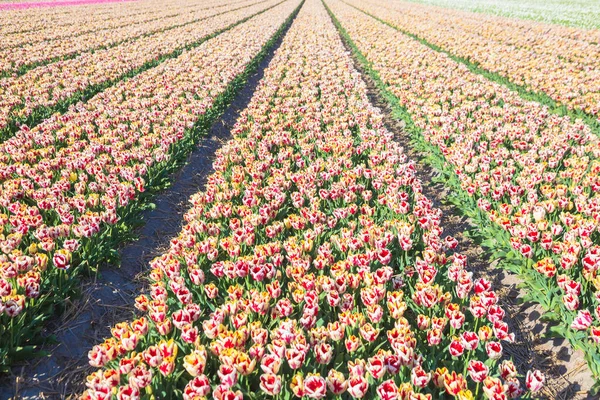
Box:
xmin=1 ymin=0 xmax=599 ymax=398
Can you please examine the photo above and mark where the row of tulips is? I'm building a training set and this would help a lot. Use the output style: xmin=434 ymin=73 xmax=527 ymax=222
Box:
xmin=0 ymin=0 xmax=211 ymax=49
xmin=0 ymin=0 xmax=174 ymax=35
xmin=325 ymin=0 xmax=600 ymax=379
xmin=350 ymin=0 xmax=600 ymax=55
xmin=0 ymin=0 xmax=300 ymax=368
xmin=0 ymin=0 xmax=266 ymax=75
xmin=343 ymin=0 xmax=600 ymax=122
xmin=82 ymin=1 xmax=541 ymax=398
xmin=0 ymin=0 xmax=276 ymax=138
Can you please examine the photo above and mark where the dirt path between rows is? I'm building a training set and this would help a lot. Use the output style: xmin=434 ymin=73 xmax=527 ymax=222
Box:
xmin=341 ymin=41 xmax=596 ymax=400
xmin=0 ymin=21 xmax=291 ymax=399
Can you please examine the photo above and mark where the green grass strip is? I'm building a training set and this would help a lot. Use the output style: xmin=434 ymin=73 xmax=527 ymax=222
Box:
xmin=323 ymin=0 xmax=600 ymax=386
xmin=404 ymin=0 xmax=600 ymax=32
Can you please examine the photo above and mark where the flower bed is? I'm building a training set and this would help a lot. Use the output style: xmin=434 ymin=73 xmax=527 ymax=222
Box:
xmin=0 ymin=0 xmax=267 ymax=75
xmin=0 ymin=0 xmax=300 ymax=369
xmin=81 ymin=1 xmax=540 ymax=398
xmin=325 ymin=0 xmax=600 ymax=380
xmin=343 ymin=0 xmax=600 ymax=122
xmin=1 ymin=0 xmax=246 ymax=49
xmin=0 ymin=0 xmax=279 ymax=139
xmin=1 ymin=0 xmax=180 ymax=35
xmin=0 ymin=0 xmax=136 ymax=11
